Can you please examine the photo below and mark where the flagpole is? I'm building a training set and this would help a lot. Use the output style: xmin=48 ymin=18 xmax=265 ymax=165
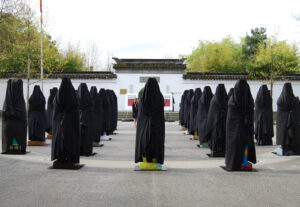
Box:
xmin=40 ymin=0 xmax=44 ymax=92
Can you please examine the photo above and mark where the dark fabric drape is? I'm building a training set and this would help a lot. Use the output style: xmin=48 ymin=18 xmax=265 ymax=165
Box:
xmin=228 ymin=88 xmax=234 ymax=99
xmin=206 ymin=84 xmax=228 ymax=154
xmin=189 ymin=88 xmax=202 ymax=134
xmin=90 ymin=86 xmax=101 ymax=142
xmin=51 ymin=78 xmax=80 ymax=163
xmin=184 ymin=89 xmax=194 ymax=133
xmin=28 ymin=85 xmax=46 ymax=141
xmin=132 ymin=102 xmax=138 ymax=118
xmin=99 ymin=88 xmax=109 ymax=136
xmin=46 ymin=87 xmax=58 ymax=134
xmin=254 ymin=85 xmax=273 ymax=145
xmin=110 ymin=90 xmax=118 ymax=132
xmin=2 ymin=79 xmax=27 ymax=154
xmin=197 ymin=86 xmax=213 ymax=144
xmin=183 ymin=89 xmax=193 ymax=129
xmin=276 ymin=83 xmax=300 ymax=154
xmin=225 ymin=79 xmax=256 ymax=170
xmin=77 ymin=83 xmax=94 ymax=156
xmin=105 ymin=89 xmax=112 ymax=134
xmin=106 ymin=89 xmax=118 ymax=133
xmin=135 ymin=78 xmax=165 ymax=164
xmin=179 ymin=90 xmax=188 ymax=126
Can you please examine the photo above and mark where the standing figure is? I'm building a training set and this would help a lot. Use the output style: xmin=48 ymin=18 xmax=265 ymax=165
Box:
xmin=46 ymin=87 xmax=58 ymax=138
xmin=179 ymin=90 xmax=189 ymax=129
xmin=276 ymin=83 xmax=300 ymax=155
xmin=28 ymin=85 xmax=46 ymax=145
xmin=197 ymin=86 xmax=213 ymax=146
xmin=172 ymin=92 xmax=175 ymax=112
xmin=99 ymin=88 xmax=111 ymax=141
xmin=189 ymin=88 xmax=202 ymax=136
xmin=90 ymin=86 xmax=102 ymax=147
xmin=225 ymin=79 xmax=256 ymax=171
xmin=51 ymin=78 xmax=81 ymax=169
xmin=184 ymin=89 xmax=194 ymax=134
xmin=2 ymin=79 xmax=27 ymax=154
xmin=77 ymin=83 xmax=94 ymax=156
xmin=206 ymin=84 xmax=228 ymax=157
xmin=254 ymin=85 xmax=273 ymax=145
xmin=132 ymin=98 xmax=139 ymax=127
xmin=135 ymin=78 xmax=165 ymax=169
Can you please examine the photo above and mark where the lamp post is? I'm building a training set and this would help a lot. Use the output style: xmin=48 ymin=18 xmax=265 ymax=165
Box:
xmin=40 ymin=0 xmax=44 ymax=92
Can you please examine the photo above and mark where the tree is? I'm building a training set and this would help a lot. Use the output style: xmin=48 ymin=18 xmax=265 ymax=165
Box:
xmin=242 ymin=27 xmax=267 ymax=58
xmin=186 ymin=37 xmax=245 ymax=73
xmin=85 ymin=42 xmax=100 ymax=71
xmin=251 ymin=37 xmax=299 ymax=96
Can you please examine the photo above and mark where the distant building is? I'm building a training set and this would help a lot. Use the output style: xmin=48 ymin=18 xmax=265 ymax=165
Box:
xmin=113 ymin=57 xmax=186 ymax=111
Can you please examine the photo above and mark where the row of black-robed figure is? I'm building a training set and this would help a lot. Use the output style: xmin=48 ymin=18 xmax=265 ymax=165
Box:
xmin=2 ymin=78 xmax=118 ymax=168
xmin=179 ymin=79 xmax=300 ymax=171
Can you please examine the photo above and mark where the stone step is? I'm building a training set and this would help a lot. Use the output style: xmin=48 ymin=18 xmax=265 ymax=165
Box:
xmin=117 ymin=111 xmax=179 ymax=121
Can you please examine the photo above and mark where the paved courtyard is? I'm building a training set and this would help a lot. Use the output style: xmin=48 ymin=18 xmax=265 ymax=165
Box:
xmin=1 ymin=121 xmax=300 ymax=207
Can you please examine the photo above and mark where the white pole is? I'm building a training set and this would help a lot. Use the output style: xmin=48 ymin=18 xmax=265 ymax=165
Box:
xmin=40 ymin=0 xmax=44 ymax=92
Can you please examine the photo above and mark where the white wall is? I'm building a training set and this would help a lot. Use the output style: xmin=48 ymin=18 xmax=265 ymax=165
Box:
xmin=1 ymin=76 xmax=300 ymax=111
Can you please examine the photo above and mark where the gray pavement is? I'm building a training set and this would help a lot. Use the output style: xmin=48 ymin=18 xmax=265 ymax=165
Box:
xmin=1 ymin=121 xmax=300 ymax=207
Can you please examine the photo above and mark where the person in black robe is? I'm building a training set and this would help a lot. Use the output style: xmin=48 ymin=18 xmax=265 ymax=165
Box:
xmin=46 ymin=87 xmax=58 ymax=136
xmin=105 ymin=89 xmax=113 ymax=134
xmin=132 ymin=98 xmax=139 ymax=127
xmin=99 ymin=88 xmax=111 ymax=140
xmin=189 ymin=88 xmax=202 ymax=135
xmin=110 ymin=90 xmax=118 ymax=132
xmin=179 ymin=90 xmax=188 ymax=127
xmin=206 ymin=84 xmax=228 ymax=157
xmin=276 ymin=83 xmax=300 ymax=155
xmin=2 ymin=79 xmax=27 ymax=154
xmin=77 ymin=83 xmax=94 ymax=156
xmin=225 ymin=79 xmax=256 ymax=171
xmin=90 ymin=86 xmax=102 ymax=145
xmin=106 ymin=89 xmax=118 ymax=134
xmin=254 ymin=85 xmax=273 ymax=145
xmin=28 ymin=85 xmax=46 ymax=142
xmin=135 ymin=78 xmax=165 ymax=164
xmin=228 ymin=88 xmax=234 ymax=99
xmin=197 ymin=86 xmax=213 ymax=145
xmin=51 ymin=78 xmax=81 ymax=168
xmin=184 ymin=89 xmax=194 ymax=134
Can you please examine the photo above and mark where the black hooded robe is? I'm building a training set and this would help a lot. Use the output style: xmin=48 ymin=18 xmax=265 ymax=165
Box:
xmin=111 ymin=90 xmax=118 ymax=132
xmin=77 ymin=83 xmax=94 ymax=156
xmin=225 ymin=79 xmax=256 ymax=170
xmin=135 ymin=78 xmax=165 ymax=164
xmin=197 ymin=86 xmax=213 ymax=144
xmin=185 ymin=89 xmax=194 ymax=134
xmin=179 ymin=90 xmax=188 ymax=127
xmin=28 ymin=85 xmax=46 ymax=141
xmin=90 ymin=86 xmax=101 ymax=142
xmin=189 ymin=88 xmax=202 ymax=135
xmin=206 ymin=84 xmax=228 ymax=156
xmin=46 ymin=87 xmax=58 ymax=135
xmin=228 ymin=88 xmax=234 ymax=99
xmin=2 ymin=79 xmax=27 ymax=154
xmin=51 ymin=78 xmax=80 ymax=164
xmin=99 ymin=88 xmax=109 ymax=136
xmin=254 ymin=85 xmax=273 ymax=145
xmin=276 ymin=83 xmax=300 ymax=155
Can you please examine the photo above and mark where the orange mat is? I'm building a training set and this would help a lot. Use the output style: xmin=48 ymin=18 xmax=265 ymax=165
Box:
xmin=28 ymin=140 xmax=46 ymax=146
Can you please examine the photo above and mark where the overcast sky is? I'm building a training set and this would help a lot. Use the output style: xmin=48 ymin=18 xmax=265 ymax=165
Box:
xmin=33 ymin=0 xmax=300 ymax=69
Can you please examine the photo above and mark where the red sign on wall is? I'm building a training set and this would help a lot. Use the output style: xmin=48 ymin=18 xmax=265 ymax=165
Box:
xmin=128 ymin=98 xmax=134 ymax=106
xmin=164 ymin=99 xmax=170 ymax=107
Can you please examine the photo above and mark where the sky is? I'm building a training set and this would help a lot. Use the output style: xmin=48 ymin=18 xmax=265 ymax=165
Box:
xmin=32 ymin=0 xmax=300 ymax=70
